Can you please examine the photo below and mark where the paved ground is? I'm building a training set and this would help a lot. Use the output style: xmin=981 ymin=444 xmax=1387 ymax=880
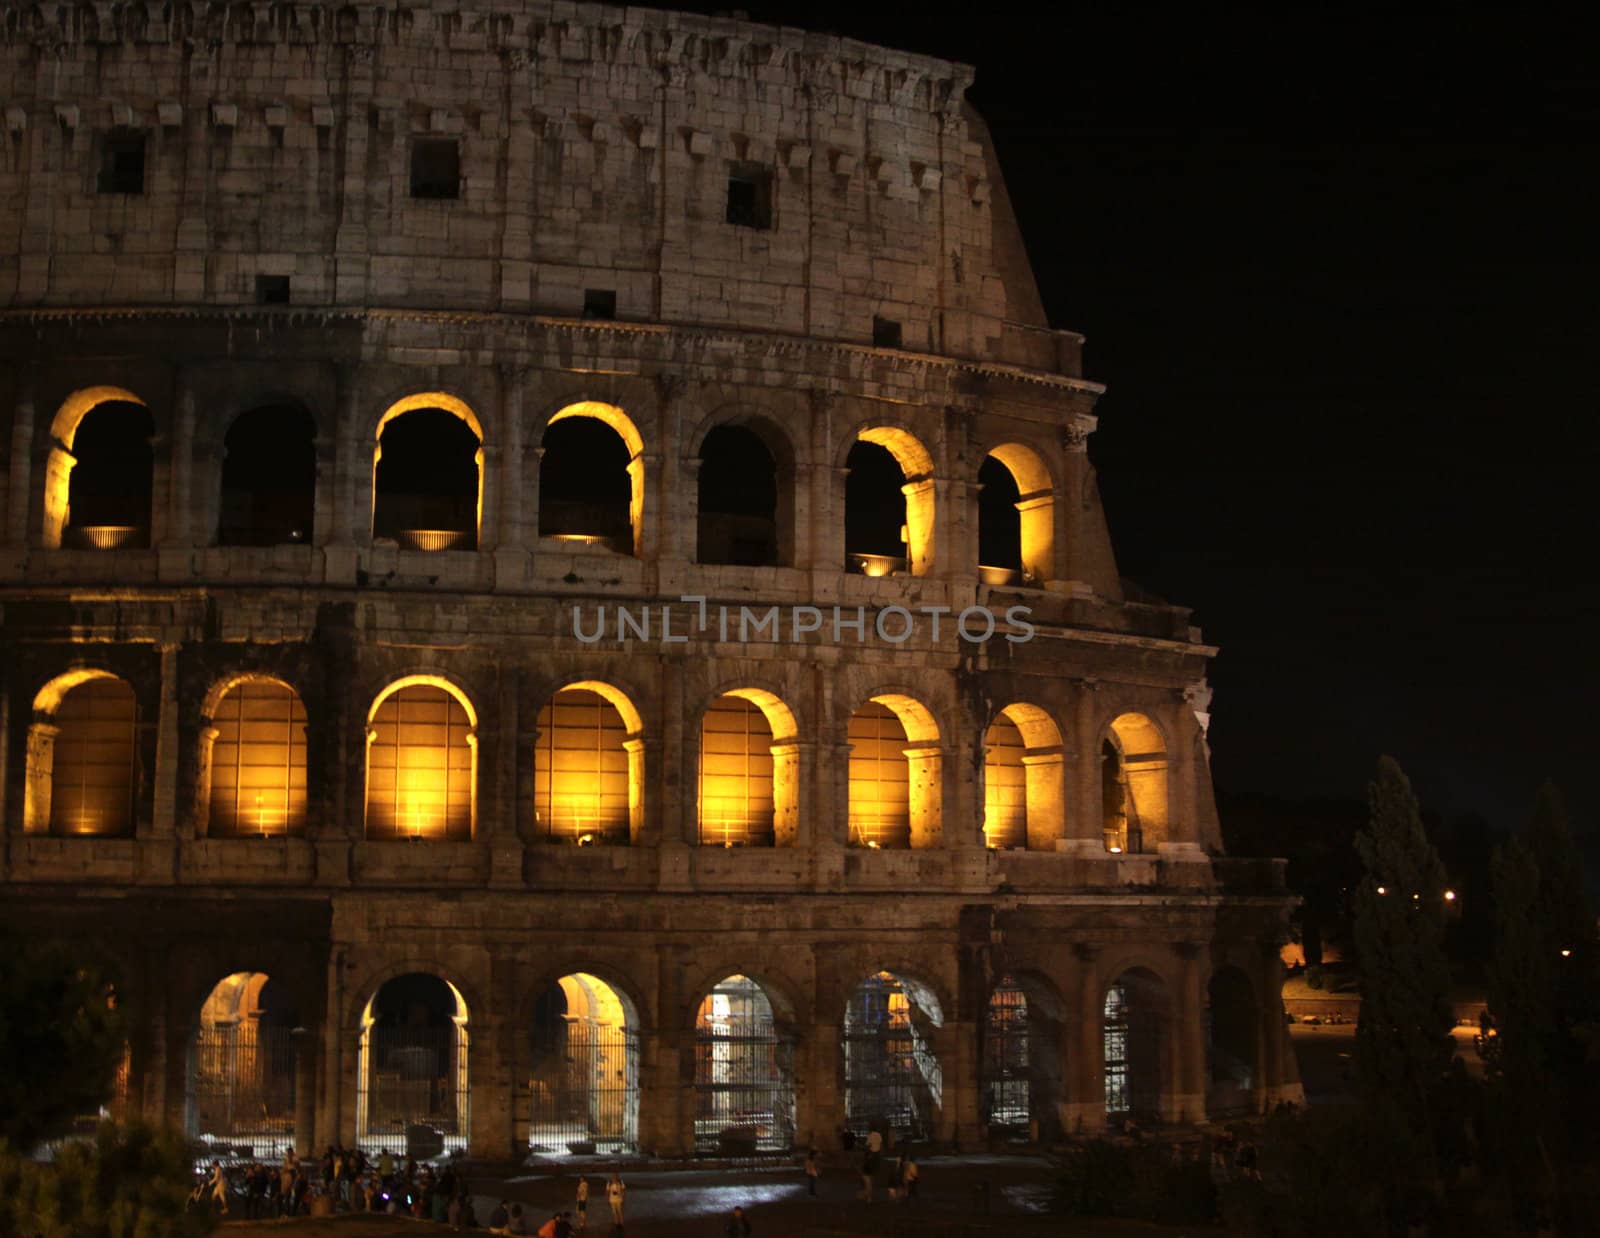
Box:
xmin=218 ymin=1154 xmax=1196 ymax=1236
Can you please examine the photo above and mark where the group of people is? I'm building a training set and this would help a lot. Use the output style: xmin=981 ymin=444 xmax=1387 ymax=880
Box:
xmin=486 ymin=1172 xmax=627 ymax=1235
xmin=823 ymin=1127 xmax=920 ymax=1205
xmin=192 ymin=1143 xmax=479 ymax=1222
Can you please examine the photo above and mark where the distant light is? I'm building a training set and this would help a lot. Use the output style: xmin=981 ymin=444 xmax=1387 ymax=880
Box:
xmin=577 ymin=833 xmax=595 ymax=847
xmin=1108 ymin=845 xmax=1123 ymax=854
xmin=1412 ymin=893 xmax=1420 ymax=900
xmin=1444 ymin=890 xmax=1457 ymax=901
xmin=1376 ymin=885 xmax=1387 ymax=895
xmin=866 ymin=840 xmax=881 ymax=850
xmin=1561 ymin=948 xmax=1572 ymax=958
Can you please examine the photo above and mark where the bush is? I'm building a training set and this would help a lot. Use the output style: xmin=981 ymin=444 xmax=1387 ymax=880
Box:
xmin=1053 ymin=1138 xmax=1216 ymax=1226
xmin=0 ymin=1121 xmax=215 ymax=1238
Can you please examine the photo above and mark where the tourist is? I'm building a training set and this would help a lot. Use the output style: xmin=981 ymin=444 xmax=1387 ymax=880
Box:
xmin=378 ymin=1148 xmax=396 ymax=1184
xmin=489 ymin=1199 xmax=511 ymax=1233
xmin=555 ymin=1210 xmax=575 ymax=1238
xmin=857 ymin=1151 xmax=874 ymax=1203
xmin=887 ymin=1155 xmax=903 ymax=1202
xmin=205 ymin=1161 xmax=229 ymax=1216
xmin=508 ymin=1202 xmax=529 ymax=1234
xmin=804 ymin=1147 xmax=820 ymax=1196
xmin=575 ymin=1175 xmax=590 ymax=1229
xmin=725 ymin=1204 xmax=752 ymax=1236
xmin=606 ymin=1171 xmax=627 ymax=1226
xmin=538 ymin=1211 xmax=562 ymax=1238
xmin=902 ymin=1154 xmax=919 ymax=1201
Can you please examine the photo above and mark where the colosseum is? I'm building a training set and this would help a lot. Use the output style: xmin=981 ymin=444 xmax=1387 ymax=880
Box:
xmin=0 ymin=0 xmax=1300 ymax=1161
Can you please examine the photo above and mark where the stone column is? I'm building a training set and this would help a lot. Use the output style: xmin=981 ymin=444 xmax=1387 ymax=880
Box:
xmin=493 ymin=369 xmax=528 ymax=585
xmin=1061 ymin=946 xmax=1104 ymax=1134
xmin=318 ymin=947 xmax=348 ymax=1147
xmin=470 ymin=952 xmax=522 ymax=1160
xmin=1059 ymin=418 xmax=1093 ymax=585
xmin=5 ymin=382 xmax=35 ymax=547
xmin=1063 ymin=681 xmax=1104 ymax=854
xmin=1022 ymin=751 xmax=1067 ymax=849
xmin=333 ymin=50 xmax=375 ymax=303
xmin=294 ymin=1025 xmax=320 ymax=1155
xmin=476 ymin=444 xmax=501 ymax=554
xmin=159 ymin=375 xmax=196 ymax=551
xmin=1170 ymin=943 xmax=1207 ymax=1124
xmin=639 ymin=946 xmax=689 ymax=1155
xmin=1160 ymin=703 xmax=1207 ymax=862
xmin=938 ymin=1018 xmax=982 ymax=1147
xmin=773 ymin=739 xmax=813 ymax=848
xmin=488 ymin=671 xmax=525 ymax=886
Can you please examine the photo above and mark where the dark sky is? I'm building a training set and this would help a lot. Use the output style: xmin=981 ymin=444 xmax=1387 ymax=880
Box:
xmin=660 ymin=6 xmax=1600 ymax=832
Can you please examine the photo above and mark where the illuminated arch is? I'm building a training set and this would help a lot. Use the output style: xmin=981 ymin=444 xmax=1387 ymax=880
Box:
xmin=841 ymin=969 xmax=945 ymax=1141
xmin=1102 ymin=712 xmax=1169 ymax=854
xmin=197 ymin=675 xmax=308 ymax=838
xmin=24 ymin=670 xmax=136 ymax=836
xmin=42 ymin=387 xmax=153 ymax=549
xmin=541 ymin=401 xmax=647 ymax=556
xmin=848 ymin=692 xmax=943 ymax=850
xmin=371 ymin=392 xmax=484 ymax=551
xmin=364 ymin=676 xmax=478 ymax=840
xmin=692 ymin=974 xmax=797 ymax=1152
xmin=357 ymin=973 xmax=471 ymax=1155
xmin=984 ymin=702 xmax=1066 ymax=851
xmin=846 ymin=424 xmax=936 ymax=577
xmin=526 ymin=971 xmax=640 ymax=1155
xmin=534 ymin=680 xmax=645 ymax=845
xmin=188 ymin=972 xmax=299 ymax=1156
xmin=980 ymin=442 xmax=1056 ymax=585
xmin=698 ymin=688 xmax=800 ymax=848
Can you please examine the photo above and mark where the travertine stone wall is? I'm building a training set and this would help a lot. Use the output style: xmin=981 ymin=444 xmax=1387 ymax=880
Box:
xmin=0 ymin=0 xmax=1067 ymax=370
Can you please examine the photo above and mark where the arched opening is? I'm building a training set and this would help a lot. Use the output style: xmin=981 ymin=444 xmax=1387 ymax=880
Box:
xmin=697 ymin=423 xmax=787 ymax=567
xmin=533 ymin=682 xmax=643 ymax=845
xmin=364 ymin=678 xmax=477 ymax=841
xmin=1104 ymin=969 xmax=1169 ymax=1129
xmin=981 ymin=973 xmax=1066 ymax=1142
xmin=699 ymin=689 xmax=799 ymax=847
xmin=202 ymin=677 xmax=308 ymax=837
xmin=539 ymin=402 xmax=645 ymax=556
xmin=981 ymin=443 xmax=1054 ymax=586
xmin=61 ymin=398 xmax=156 ymax=549
xmin=1207 ymin=967 xmax=1259 ymax=1117
xmin=1102 ymin=713 xmax=1169 ymax=853
xmin=984 ymin=703 xmax=1066 ymax=851
xmin=847 ymin=694 xmax=941 ymax=849
xmin=217 ymin=404 xmax=316 ymax=546
xmin=357 ymin=973 xmax=470 ymax=1156
xmin=372 ymin=396 xmax=482 ymax=552
xmin=527 ymin=973 xmax=639 ymax=1157
xmin=188 ymin=972 xmax=299 ymax=1158
xmin=977 ymin=456 xmax=1021 ymax=583
xmin=842 ymin=971 xmax=943 ymax=1142
xmin=844 ymin=426 xmax=935 ymax=577
xmin=25 ymin=672 xmax=137 ymax=836
xmin=693 ymin=975 xmax=796 ymax=1154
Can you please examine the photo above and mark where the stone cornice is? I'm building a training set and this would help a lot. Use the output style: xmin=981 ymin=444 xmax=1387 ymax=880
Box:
xmin=0 ymin=0 xmax=976 ymax=100
xmin=0 ymin=305 xmax=1106 ymax=399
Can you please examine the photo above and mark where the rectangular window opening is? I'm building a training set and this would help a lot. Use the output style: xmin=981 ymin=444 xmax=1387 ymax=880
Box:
xmin=872 ymin=316 xmax=903 ymax=349
xmin=255 ymin=275 xmax=291 ymax=304
xmin=583 ymin=289 xmax=617 ymax=320
xmin=726 ymin=162 xmax=773 ymax=229
xmin=97 ymin=130 xmax=146 ymax=195
xmin=410 ymin=138 xmax=460 ymax=200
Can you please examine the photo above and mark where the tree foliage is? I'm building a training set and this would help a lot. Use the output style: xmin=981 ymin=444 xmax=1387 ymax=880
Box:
xmin=0 ymin=1121 xmax=214 ymax=1238
xmin=0 ymin=927 xmax=126 ymax=1151
xmin=1351 ymin=757 xmax=1454 ymax=1152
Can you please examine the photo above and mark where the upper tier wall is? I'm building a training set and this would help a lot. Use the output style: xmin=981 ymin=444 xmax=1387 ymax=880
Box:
xmin=0 ymin=0 xmax=1073 ymax=371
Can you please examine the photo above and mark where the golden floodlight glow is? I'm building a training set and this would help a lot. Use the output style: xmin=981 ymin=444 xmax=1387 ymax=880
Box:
xmin=1444 ymin=890 xmax=1457 ymax=901
xmin=1377 ymin=885 xmax=1387 ymax=895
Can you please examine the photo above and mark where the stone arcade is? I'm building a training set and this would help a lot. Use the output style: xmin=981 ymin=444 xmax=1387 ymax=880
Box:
xmin=0 ymin=0 xmax=1302 ymax=1159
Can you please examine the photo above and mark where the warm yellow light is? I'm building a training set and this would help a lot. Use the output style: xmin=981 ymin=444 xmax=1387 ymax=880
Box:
xmin=550 ymin=533 xmax=606 ymax=545
xmin=1561 ymin=948 xmax=1572 ymax=958
xmin=866 ymin=840 xmax=881 ymax=849
xmin=1444 ymin=890 xmax=1457 ymax=901
xmin=1377 ymin=885 xmax=1387 ymax=895
xmin=398 ymin=529 xmax=469 ymax=552
xmin=577 ymin=833 xmax=595 ymax=847
xmin=78 ymin=525 xmax=139 ymax=550
xmin=853 ymin=553 xmax=898 ymax=578
xmin=1108 ymin=845 xmax=1123 ymax=854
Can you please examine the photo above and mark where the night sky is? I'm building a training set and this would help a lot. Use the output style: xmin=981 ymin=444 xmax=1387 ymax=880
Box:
xmin=660 ymin=6 xmax=1600 ymax=833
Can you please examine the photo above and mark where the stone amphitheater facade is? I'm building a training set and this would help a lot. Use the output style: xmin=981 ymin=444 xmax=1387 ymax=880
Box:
xmin=0 ymin=0 xmax=1301 ymax=1158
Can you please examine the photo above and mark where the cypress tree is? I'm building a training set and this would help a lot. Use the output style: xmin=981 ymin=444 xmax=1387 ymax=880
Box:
xmin=1351 ymin=757 xmax=1454 ymax=1169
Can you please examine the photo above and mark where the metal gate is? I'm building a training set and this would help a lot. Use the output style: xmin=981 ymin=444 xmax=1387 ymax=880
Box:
xmin=357 ymin=1024 xmax=469 ymax=1155
xmin=842 ymin=974 xmax=941 ymax=1141
xmin=190 ymin=1022 xmax=297 ymax=1156
xmin=980 ymin=980 xmax=1030 ymax=1132
xmin=528 ymin=1022 xmax=640 ymax=1155
xmin=694 ymin=979 xmax=795 ymax=1154
xmin=1103 ymin=982 xmax=1161 ymax=1121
